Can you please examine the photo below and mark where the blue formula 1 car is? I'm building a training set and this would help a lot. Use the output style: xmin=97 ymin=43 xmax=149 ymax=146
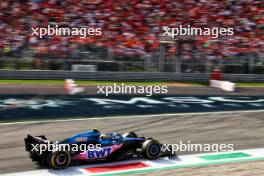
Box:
xmin=24 ymin=129 xmax=173 ymax=169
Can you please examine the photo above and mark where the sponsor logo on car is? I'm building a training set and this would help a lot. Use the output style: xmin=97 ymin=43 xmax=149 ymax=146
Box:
xmin=75 ymin=137 xmax=88 ymax=142
xmin=87 ymin=147 xmax=112 ymax=159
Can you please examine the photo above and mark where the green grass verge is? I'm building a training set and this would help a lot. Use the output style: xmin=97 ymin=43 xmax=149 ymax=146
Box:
xmin=0 ymin=80 xmax=263 ymax=87
xmin=236 ymin=82 xmax=264 ymax=87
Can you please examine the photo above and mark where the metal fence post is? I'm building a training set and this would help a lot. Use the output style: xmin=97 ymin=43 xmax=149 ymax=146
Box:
xmin=159 ymin=44 xmax=165 ymax=72
xmin=175 ymin=55 xmax=182 ymax=73
xmin=144 ymin=54 xmax=150 ymax=72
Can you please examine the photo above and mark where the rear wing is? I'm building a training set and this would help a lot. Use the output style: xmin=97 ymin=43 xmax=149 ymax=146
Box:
xmin=24 ymin=135 xmax=48 ymax=151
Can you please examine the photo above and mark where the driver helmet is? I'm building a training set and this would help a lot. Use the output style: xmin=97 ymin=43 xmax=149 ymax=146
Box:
xmin=100 ymin=133 xmax=111 ymax=139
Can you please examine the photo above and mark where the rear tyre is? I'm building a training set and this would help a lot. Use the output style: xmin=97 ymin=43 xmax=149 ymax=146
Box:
xmin=141 ymin=139 xmax=161 ymax=160
xmin=29 ymin=151 xmax=41 ymax=162
xmin=47 ymin=151 xmax=71 ymax=169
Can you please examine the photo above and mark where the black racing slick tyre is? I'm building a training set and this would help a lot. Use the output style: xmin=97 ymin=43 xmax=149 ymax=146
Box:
xmin=47 ymin=151 xmax=71 ymax=169
xmin=122 ymin=131 xmax=138 ymax=138
xmin=141 ymin=139 xmax=161 ymax=160
xmin=29 ymin=151 xmax=41 ymax=162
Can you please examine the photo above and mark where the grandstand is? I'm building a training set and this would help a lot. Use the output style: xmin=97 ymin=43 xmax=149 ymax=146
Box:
xmin=0 ymin=0 xmax=263 ymax=73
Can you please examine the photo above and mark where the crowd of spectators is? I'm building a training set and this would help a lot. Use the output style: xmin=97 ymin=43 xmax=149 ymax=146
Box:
xmin=0 ymin=0 xmax=263 ymax=61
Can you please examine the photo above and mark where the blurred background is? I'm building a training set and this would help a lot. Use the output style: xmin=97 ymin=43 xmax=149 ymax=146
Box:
xmin=0 ymin=0 xmax=263 ymax=73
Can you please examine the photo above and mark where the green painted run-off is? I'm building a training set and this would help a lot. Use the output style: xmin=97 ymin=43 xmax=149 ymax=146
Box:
xmin=200 ymin=152 xmax=251 ymax=161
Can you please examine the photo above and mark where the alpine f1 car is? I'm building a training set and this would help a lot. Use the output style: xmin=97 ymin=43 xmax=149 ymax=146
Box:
xmin=25 ymin=129 xmax=173 ymax=169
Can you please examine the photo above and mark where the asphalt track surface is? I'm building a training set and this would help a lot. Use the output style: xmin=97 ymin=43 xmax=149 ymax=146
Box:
xmin=0 ymin=85 xmax=263 ymax=175
xmin=0 ymin=111 xmax=264 ymax=174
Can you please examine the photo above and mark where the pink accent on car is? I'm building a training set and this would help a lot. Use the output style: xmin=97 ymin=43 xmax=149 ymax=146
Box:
xmin=72 ymin=144 xmax=123 ymax=160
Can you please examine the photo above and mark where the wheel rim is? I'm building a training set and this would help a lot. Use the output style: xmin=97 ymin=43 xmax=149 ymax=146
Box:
xmin=56 ymin=153 xmax=67 ymax=165
xmin=149 ymin=144 xmax=159 ymax=156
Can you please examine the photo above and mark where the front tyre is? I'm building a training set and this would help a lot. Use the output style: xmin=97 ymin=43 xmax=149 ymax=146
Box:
xmin=141 ymin=139 xmax=161 ymax=160
xmin=47 ymin=151 xmax=71 ymax=169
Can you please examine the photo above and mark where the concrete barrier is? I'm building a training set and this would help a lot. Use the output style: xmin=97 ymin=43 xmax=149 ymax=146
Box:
xmin=210 ymin=80 xmax=236 ymax=92
xmin=0 ymin=70 xmax=263 ymax=82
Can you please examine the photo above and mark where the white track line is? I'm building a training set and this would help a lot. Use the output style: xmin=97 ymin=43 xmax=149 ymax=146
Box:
xmin=1 ymin=109 xmax=264 ymax=125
